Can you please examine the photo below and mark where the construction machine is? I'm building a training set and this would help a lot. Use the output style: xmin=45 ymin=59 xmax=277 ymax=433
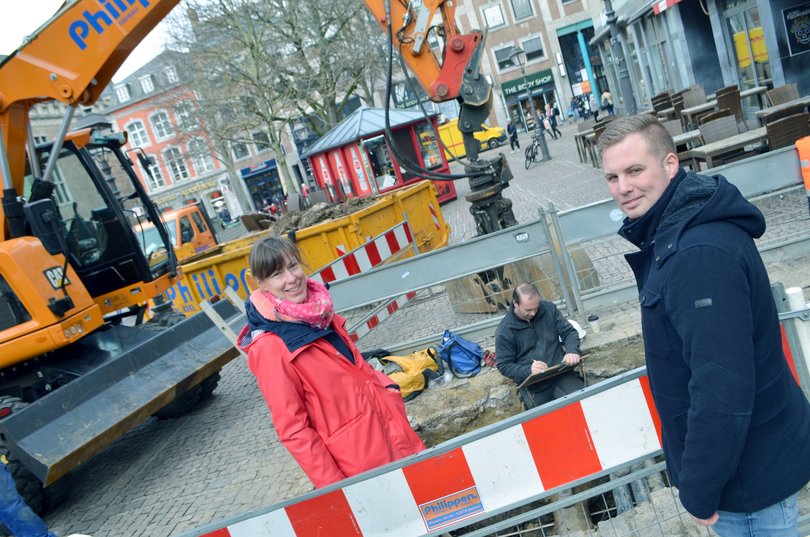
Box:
xmin=0 ymin=0 xmax=238 ymax=512
xmin=362 ymin=0 xmax=598 ymax=312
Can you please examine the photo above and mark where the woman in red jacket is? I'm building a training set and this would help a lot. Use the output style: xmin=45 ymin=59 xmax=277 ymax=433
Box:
xmin=237 ymin=236 xmax=425 ymax=488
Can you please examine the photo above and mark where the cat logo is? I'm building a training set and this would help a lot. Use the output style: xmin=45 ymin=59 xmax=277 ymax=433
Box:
xmin=44 ymin=266 xmax=70 ymax=290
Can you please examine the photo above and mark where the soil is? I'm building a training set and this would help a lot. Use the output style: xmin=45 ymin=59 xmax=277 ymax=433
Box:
xmin=264 ymin=197 xmax=380 ymax=236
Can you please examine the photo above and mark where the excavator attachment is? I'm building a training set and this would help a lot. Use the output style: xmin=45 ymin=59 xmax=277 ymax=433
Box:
xmin=0 ymin=299 xmax=241 ymax=487
xmin=446 ymin=244 xmax=600 ymax=314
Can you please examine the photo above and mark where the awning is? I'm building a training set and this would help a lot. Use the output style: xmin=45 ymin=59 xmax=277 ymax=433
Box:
xmin=653 ymin=0 xmax=684 ymax=15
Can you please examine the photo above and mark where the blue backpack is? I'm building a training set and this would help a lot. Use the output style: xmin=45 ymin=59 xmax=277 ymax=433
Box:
xmin=437 ymin=330 xmax=483 ymax=377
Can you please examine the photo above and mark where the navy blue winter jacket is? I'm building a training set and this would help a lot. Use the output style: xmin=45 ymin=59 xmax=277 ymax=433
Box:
xmin=619 ymin=168 xmax=810 ymax=518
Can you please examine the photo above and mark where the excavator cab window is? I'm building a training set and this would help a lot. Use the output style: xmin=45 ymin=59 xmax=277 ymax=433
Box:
xmin=0 ymin=275 xmax=31 ymax=331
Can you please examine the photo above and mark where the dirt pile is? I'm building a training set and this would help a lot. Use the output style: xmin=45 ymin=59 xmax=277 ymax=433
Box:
xmin=265 ymin=197 xmax=379 ymax=236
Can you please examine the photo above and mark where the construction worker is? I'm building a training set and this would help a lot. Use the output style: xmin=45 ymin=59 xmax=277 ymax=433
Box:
xmin=495 ymin=282 xmax=583 ymax=409
xmin=599 ymin=114 xmax=810 ymax=536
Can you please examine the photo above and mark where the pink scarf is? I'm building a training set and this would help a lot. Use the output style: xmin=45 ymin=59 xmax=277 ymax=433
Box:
xmin=250 ymin=279 xmax=334 ymax=329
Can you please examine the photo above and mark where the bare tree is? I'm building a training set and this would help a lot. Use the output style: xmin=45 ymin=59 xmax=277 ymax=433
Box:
xmin=166 ymin=0 xmax=387 ymax=198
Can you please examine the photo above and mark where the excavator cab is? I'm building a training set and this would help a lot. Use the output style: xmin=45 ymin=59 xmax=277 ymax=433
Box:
xmin=24 ymin=132 xmax=176 ymax=309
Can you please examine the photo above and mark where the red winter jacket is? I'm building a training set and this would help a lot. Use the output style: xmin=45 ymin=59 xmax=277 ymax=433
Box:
xmin=237 ymin=314 xmax=425 ymax=488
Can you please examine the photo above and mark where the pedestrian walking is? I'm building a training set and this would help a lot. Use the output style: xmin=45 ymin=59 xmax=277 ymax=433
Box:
xmin=589 ymin=93 xmax=599 ymax=122
xmin=546 ymin=103 xmax=562 ymax=138
xmin=507 ymin=120 xmax=520 ymax=152
xmin=599 ymin=114 xmax=810 ymax=536
xmin=601 ymin=90 xmax=614 ymax=115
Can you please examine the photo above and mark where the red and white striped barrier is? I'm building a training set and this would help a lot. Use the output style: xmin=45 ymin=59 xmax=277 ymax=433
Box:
xmin=429 ymin=203 xmax=441 ymax=230
xmin=348 ymin=291 xmax=418 ymax=342
xmin=311 ymin=221 xmax=414 ymax=285
xmin=192 ymin=375 xmax=662 ymax=537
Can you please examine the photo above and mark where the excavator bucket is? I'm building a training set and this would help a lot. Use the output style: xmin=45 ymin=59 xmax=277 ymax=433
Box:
xmin=0 ymin=300 xmax=242 ymax=487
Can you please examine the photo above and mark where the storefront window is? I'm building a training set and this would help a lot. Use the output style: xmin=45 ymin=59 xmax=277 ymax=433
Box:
xmin=415 ymin=124 xmax=443 ymax=169
xmin=725 ymin=5 xmax=771 ymax=89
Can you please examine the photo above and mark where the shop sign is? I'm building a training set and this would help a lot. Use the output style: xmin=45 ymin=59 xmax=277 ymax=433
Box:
xmin=239 ymin=158 xmax=277 ymax=178
xmin=501 ymin=69 xmax=554 ymax=97
xmin=783 ymin=2 xmax=810 ymax=57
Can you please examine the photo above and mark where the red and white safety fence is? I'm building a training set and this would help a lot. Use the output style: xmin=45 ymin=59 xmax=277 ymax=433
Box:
xmin=311 ymin=219 xmax=416 ymax=285
xmin=180 ymin=371 xmax=662 ymax=537
xmin=347 ymin=290 xmax=420 ymax=342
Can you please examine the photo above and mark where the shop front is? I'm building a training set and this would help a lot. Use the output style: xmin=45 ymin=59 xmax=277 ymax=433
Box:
xmin=304 ymin=107 xmax=457 ymax=204
xmin=500 ymin=69 xmax=557 ymax=131
xmin=240 ymin=158 xmax=284 ymax=210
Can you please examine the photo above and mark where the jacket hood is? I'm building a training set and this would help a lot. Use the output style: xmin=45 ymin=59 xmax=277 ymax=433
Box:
xmin=620 ymin=169 xmax=765 ymax=251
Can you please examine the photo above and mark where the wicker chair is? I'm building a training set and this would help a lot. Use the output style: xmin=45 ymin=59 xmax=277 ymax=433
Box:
xmin=662 ymin=119 xmax=683 ymax=137
xmin=651 ymin=92 xmax=673 ymax=112
xmin=682 ymin=87 xmax=707 ymax=108
xmin=766 ymin=113 xmax=810 ymax=150
xmin=714 ymin=85 xmax=739 ymax=97
xmin=766 ymin=83 xmax=799 ymax=107
xmin=716 ymin=89 xmax=748 ymax=130
xmin=699 ymin=116 xmax=740 ymax=144
xmin=698 ymin=108 xmax=733 ymax=126
xmin=578 ymin=118 xmax=596 ymax=132
xmin=762 ymin=102 xmax=808 ymax=125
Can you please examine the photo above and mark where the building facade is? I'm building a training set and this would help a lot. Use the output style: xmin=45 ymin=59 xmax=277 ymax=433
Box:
xmin=591 ymin=0 xmax=809 ymax=115
xmin=101 ymin=50 xmax=278 ymax=222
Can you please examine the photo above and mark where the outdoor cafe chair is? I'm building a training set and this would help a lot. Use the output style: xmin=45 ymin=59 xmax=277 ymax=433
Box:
xmin=766 ymin=83 xmax=799 ymax=107
xmin=765 ymin=112 xmax=810 ymax=151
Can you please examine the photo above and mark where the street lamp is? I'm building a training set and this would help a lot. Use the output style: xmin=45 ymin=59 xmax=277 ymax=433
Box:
xmin=604 ymin=0 xmax=637 ymax=115
xmin=509 ymin=46 xmax=551 ymax=162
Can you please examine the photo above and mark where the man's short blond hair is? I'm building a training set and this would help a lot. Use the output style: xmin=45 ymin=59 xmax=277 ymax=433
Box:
xmin=597 ymin=114 xmax=676 ymax=161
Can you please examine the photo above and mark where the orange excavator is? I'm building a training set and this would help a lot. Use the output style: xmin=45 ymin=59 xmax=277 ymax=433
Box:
xmin=0 ymin=0 xmax=238 ymax=512
xmin=363 ymin=0 xmax=517 ymax=236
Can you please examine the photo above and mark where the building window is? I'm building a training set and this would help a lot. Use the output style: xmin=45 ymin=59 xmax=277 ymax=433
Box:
xmin=482 ymin=4 xmax=506 ymax=29
xmin=164 ymin=147 xmax=190 ymax=182
xmin=125 ymin=120 xmax=150 ymax=147
xmin=188 ymin=139 xmax=215 ymax=174
xmin=252 ymin=131 xmax=270 ymax=152
xmin=140 ymin=75 xmax=154 ymax=93
xmin=522 ymin=36 xmax=545 ymax=62
xmin=175 ymin=103 xmax=198 ymax=130
xmin=510 ymin=0 xmax=533 ymax=20
xmin=115 ymin=84 xmax=130 ymax=102
xmin=166 ymin=66 xmax=178 ymax=84
xmin=150 ymin=111 xmax=174 ymax=140
xmin=142 ymin=155 xmax=165 ymax=190
xmin=231 ymin=141 xmax=249 ymax=160
xmin=494 ymin=46 xmax=520 ymax=71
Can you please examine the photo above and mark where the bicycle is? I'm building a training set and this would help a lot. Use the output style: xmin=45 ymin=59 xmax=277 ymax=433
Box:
xmin=524 ymin=134 xmax=541 ymax=169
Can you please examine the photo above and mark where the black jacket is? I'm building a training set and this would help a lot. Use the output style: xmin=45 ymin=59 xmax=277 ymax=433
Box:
xmin=495 ymin=300 xmax=580 ymax=385
xmin=620 ymin=168 xmax=810 ymax=518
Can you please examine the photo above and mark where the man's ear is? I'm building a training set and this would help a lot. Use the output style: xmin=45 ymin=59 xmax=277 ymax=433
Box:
xmin=663 ymin=152 xmax=679 ymax=179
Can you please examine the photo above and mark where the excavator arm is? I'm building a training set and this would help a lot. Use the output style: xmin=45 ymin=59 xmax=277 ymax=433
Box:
xmin=0 ymin=0 xmax=182 ymax=364
xmin=362 ymin=0 xmax=516 ymax=235
xmin=0 ymin=0 xmax=181 ymax=210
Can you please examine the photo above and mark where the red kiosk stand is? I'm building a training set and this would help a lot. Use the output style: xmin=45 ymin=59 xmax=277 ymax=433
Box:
xmin=305 ymin=107 xmax=457 ymax=204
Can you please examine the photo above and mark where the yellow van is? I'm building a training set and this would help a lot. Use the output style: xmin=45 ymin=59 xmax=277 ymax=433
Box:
xmin=437 ymin=118 xmax=507 ymax=159
xmin=134 ymin=204 xmax=218 ymax=263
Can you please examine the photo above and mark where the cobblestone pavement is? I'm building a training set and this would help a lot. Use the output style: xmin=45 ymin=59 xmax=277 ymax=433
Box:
xmin=40 ymin=121 xmax=810 ymax=537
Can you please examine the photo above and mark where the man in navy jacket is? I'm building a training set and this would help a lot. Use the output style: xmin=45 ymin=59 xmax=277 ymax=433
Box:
xmin=598 ymin=114 xmax=810 ymax=535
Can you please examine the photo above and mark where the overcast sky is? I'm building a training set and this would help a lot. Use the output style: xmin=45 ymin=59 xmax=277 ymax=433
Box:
xmin=0 ymin=0 xmax=169 ymax=83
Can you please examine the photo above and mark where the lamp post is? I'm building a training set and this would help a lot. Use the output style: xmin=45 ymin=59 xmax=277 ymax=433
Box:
xmin=604 ymin=0 xmax=637 ymax=115
xmin=509 ymin=47 xmax=551 ymax=162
